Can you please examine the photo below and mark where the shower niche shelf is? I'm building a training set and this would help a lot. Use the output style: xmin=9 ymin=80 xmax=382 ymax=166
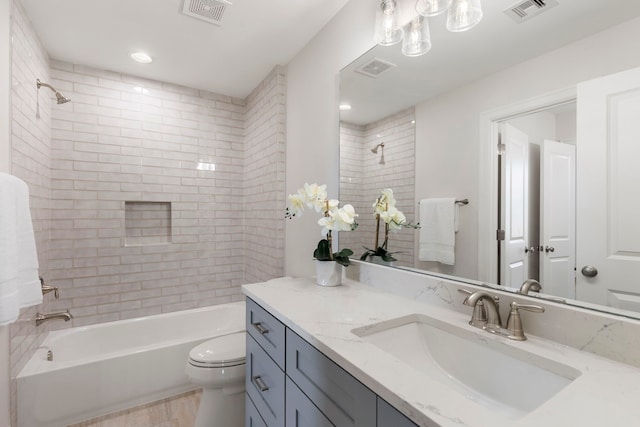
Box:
xmin=124 ymin=201 xmax=172 ymax=246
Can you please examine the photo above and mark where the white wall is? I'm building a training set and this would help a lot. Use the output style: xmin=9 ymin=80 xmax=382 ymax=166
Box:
xmin=1 ymin=0 xmax=11 ymax=424
xmin=414 ymin=16 xmax=640 ymax=280
xmin=285 ymin=0 xmax=375 ymax=277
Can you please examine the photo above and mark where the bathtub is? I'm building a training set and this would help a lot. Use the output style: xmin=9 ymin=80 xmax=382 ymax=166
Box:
xmin=17 ymin=301 xmax=246 ymax=427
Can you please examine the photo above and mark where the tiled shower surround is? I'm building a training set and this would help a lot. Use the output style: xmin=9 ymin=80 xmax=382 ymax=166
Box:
xmin=340 ymin=108 xmax=416 ymax=267
xmin=8 ymin=1 xmax=285 ymax=423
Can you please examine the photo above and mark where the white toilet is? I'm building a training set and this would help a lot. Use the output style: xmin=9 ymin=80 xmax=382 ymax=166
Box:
xmin=185 ymin=332 xmax=246 ymax=427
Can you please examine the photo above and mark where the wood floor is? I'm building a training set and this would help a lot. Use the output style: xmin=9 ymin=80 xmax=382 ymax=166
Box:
xmin=68 ymin=390 xmax=201 ymax=427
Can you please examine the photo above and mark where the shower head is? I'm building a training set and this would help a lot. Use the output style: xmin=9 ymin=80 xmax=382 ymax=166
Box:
xmin=36 ymin=79 xmax=71 ymax=104
xmin=371 ymin=142 xmax=385 ymax=154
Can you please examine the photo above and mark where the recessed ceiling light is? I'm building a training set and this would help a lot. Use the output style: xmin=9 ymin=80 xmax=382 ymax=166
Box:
xmin=339 ymin=103 xmax=352 ymax=111
xmin=130 ymin=52 xmax=152 ymax=64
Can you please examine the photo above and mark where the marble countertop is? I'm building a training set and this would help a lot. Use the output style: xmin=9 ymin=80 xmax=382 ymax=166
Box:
xmin=242 ymin=276 xmax=640 ymax=427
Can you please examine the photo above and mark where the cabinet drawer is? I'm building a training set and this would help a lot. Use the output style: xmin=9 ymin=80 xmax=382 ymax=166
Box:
xmin=377 ymin=398 xmax=419 ymax=427
xmin=246 ymin=335 xmax=285 ymax=427
xmin=246 ymin=393 xmax=267 ymax=427
xmin=247 ymin=298 xmax=286 ymax=369
xmin=286 ymin=329 xmax=376 ymax=427
xmin=285 ymin=377 xmax=333 ymax=427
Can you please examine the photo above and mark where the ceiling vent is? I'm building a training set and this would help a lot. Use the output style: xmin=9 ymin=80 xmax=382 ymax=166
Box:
xmin=504 ymin=0 xmax=559 ymax=23
xmin=355 ymin=58 xmax=397 ymax=79
xmin=181 ymin=0 xmax=231 ymax=26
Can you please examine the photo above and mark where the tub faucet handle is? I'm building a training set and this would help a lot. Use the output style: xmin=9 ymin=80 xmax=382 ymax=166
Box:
xmin=40 ymin=277 xmax=59 ymax=299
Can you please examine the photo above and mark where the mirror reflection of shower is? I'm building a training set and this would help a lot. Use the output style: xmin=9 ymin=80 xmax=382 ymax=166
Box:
xmin=371 ymin=142 xmax=385 ymax=164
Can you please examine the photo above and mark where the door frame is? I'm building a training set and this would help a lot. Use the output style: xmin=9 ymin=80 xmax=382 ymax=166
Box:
xmin=477 ymin=87 xmax=576 ymax=284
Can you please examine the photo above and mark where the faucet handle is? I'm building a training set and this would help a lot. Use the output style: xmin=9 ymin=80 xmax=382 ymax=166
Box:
xmin=505 ymin=302 xmax=545 ymax=341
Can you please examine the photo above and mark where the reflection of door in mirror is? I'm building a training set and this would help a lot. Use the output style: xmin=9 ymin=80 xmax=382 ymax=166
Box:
xmin=498 ymin=106 xmax=576 ymax=300
xmin=339 ymin=108 xmax=416 ymax=267
xmin=576 ymin=67 xmax=640 ymax=313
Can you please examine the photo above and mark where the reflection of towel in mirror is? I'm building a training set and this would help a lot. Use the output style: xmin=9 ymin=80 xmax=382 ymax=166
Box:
xmin=418 ymin=198 xmax=456 ymax=265
xmin=0 ymin=173 xmax=42 ymax=325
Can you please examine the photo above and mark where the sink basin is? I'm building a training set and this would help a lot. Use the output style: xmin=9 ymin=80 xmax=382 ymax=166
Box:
xmin=352 ymin=314 xmax=581 ymax=419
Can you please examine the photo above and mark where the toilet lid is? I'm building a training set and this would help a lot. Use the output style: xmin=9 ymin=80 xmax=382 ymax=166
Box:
xmin=188 ymin=332 xmax=246 ymax=368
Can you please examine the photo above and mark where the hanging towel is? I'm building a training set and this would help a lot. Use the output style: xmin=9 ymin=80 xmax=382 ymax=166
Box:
xmin=418 ymin=198 xmax=457 ymax=265
xmin=0 ymin=173 xmax=42 ymax=325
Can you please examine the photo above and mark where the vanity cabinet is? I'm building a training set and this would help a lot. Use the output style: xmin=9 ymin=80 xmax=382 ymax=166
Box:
xmin=245 ymin=298 xmax=418 ymax=427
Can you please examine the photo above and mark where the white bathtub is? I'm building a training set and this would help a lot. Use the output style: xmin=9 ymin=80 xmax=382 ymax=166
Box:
xmin=17 ymin=301 xmax=246 ymax=427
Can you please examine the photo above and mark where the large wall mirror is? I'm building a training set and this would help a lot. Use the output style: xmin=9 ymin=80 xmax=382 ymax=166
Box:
xmin=339 ymin=0 xmax=640 ymax=319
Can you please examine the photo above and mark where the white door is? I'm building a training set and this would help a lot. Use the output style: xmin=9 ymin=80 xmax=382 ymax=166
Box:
xmin=540 ymin=139 xmax=576 ymax=299
xmin=500 ymin=124 xmax=530 ymax=287
xmin=576 ymin=66 xmax=640 ymax=312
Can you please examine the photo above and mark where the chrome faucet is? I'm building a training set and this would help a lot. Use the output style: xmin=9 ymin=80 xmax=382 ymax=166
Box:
xmin=460 ymin=289 xmax=544 ymax=341
xmin=35 ymin=310 xmax=72 ymax=326
xmin=519 ymin=279 xmax=542 ymax=295
xmin=462 ymin=291 xmax=502 ymax=330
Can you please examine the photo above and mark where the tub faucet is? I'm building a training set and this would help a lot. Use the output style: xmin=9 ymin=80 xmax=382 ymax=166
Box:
xmin=35 ymin=310 xmax=72 ymax=326
xmin=462 ymin=291 xmax=502 ymax=331
xmin=519 ymin=279 xmax=542 ymax=295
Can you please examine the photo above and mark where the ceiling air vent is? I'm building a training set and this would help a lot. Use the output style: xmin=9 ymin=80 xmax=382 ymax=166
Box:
xmin=504 ymin=0 xmax=559 ymax=23
xmin=181 ymin=0 xmax=231 ymax=26
xmin=355 ymin=58 xmax=397 ymax=79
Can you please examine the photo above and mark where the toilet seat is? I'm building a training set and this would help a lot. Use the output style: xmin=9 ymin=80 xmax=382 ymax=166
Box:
xmin=188 ymin=332 xmax=246 ymax=368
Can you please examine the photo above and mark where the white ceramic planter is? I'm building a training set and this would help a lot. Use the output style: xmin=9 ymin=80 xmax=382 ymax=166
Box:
xmin=369 ymin=255 xmax=396 ymax=267
xmin=315 ymin=260 xmax=343 ymax=287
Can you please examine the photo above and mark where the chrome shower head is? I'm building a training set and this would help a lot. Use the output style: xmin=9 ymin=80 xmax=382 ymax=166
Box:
xmin=55 ymin=92 xmax=71 ymax=104
xmin=37 ymin=79 xmax=71 ymax=104
xmin=371 ymin=142 xmax=385 ymax=154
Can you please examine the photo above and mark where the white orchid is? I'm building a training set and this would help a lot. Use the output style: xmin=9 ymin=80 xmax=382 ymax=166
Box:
xmin=285 ymin=183 xmax=358 ymax=266
xmin=373 ymin=188 xmax=397 ymax=215
xmin=362 ymin=189 xmax=419 ymax=263
xmin=379 ymin=205 xmax=407 ymax=231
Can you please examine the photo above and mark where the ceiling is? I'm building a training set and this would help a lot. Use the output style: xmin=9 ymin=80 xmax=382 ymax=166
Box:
xmin=340 ymin=0 xmax=640 ymax=125
xmin=20 ymin=0 xmax=350 ymax=99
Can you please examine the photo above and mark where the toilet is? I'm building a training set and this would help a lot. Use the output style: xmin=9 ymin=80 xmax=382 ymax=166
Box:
xmin=185 ymin=332 xmax=246 ymax=427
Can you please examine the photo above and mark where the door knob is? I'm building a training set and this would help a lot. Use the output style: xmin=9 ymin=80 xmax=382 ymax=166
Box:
xmin=524 ymin=246 xmax=537 ymax=254
xmin=544 ymin=246 xmax=555 ymax=253
xmin=581 ymin=265 xmax=598 ymax=277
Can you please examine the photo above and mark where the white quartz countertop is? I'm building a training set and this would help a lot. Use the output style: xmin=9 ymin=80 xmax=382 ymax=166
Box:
xmin=242 ymin=276 xmax=640 ymax=427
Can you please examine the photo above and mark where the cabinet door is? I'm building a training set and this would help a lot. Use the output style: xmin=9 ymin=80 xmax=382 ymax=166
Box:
xmin=246 ymin=335 xmax=285 ymax=427
xmin=286 ymin=329 xmax=376 ymax=427
xmin=377 ymin=398 xmax=418 ymax=427
xmin=286 ymin=377 xmax=334 ymax=427
xmin=246 ymin=393 xmax=267 ymax=427
xmin=247 ymin=298 xmax=286 ymax=369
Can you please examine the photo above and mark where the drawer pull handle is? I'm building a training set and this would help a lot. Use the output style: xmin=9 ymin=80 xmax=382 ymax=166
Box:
xmin=252 ymin=322 xmax=269 ymax=334
xmin=252 ymin=375 xmax=269 ymax=392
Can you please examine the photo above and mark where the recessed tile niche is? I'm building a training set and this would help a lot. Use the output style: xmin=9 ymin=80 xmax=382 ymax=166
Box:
xmin=125 ymin=201 xmax=172 ymax=246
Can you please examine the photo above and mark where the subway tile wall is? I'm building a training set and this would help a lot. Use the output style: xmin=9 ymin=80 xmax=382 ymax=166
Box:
xmin=9 ymin=1 xmax=52 ymax=424
xmin=47 ymin=61 xmax=249 ymax=326
xmin=244 ymin=66 xmax=286 ymax=283
xmin=340 ymin=108 xmax=416 ymax=266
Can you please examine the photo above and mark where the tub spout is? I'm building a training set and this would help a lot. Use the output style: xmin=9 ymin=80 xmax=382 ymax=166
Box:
xmin=35 ymin=310 xmax=72 ymax=326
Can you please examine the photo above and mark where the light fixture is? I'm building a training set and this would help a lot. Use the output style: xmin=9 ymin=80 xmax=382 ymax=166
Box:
xmin=339 ymin=103 xmax=352 ymax=111
xmin=402 ymin=15 xmax=431 ymax=57
xmin=416 ymin=0 xmax=452 ymax=17
xmin=130 ymin=52 xmax=153 ymax=64
xmin=374 ymin=0 xmax=403 ymax=46
xmin=375 ymin=0 xmax=482 ymax=57
xmin=446 ymin=0 xmax=483 ymax=32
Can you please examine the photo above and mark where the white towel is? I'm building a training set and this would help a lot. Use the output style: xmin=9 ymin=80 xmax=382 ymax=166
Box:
xmin=418 ymin=198 xmax=457 ymax=265
xmin=0 ymin=173 xmax=42 ymax=325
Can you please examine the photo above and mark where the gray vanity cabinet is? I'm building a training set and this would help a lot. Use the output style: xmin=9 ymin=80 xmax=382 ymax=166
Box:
xmin=285 ymin=377 xmax=333 ymax=427
xmin=245 ymin=297 xmax=419 ymax=427
xmin=285 ymin=329 xmax=376 ymax=426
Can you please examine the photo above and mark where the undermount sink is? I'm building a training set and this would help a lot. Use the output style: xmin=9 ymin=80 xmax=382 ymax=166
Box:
xmin=351 ymin=314 xmax=581 ymax=419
